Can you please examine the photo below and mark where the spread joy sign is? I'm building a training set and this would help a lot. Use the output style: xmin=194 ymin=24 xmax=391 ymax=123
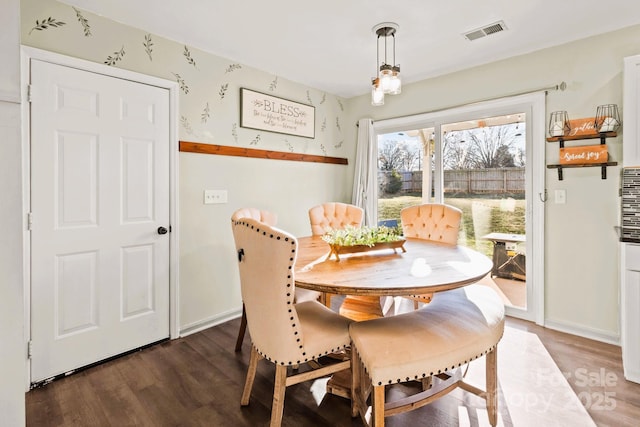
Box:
xmin=240 ymin=88 xmax=315 ymax=138
xmin=559 ymin=145 xmax=608 ymax=164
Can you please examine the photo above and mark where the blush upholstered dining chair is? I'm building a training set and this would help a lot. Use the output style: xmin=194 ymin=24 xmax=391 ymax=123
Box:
xmin=231 ymin=217 xmax=353 ymax=427
xmin=308 ymin=202 xmax=365 ymax=314
xmin=308 ymin=202 xmax=364 ymax=236
xmin=349 ymin=285 xmax=505 ymax=426
xmin=231 ymin=208 xmax=319 ymax=352
xmin=400 ymin=203 xmax=462 ymax=307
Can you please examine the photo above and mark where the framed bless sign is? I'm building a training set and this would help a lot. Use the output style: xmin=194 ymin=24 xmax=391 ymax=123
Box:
xmin=240 ymin=88 xmax=315 ymax=138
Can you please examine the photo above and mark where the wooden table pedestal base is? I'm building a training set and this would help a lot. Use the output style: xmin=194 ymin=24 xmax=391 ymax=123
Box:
xmin=338 ymin=296 xmax=383 ymax=321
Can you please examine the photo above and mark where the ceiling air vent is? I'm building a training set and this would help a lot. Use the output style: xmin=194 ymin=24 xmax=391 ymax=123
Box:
xmin=463 ymin=20 xmax=508 ymax=41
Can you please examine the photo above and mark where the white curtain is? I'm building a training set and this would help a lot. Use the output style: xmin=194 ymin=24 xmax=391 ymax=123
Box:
xmin=352 ymin=118 xmax=377 ymax=226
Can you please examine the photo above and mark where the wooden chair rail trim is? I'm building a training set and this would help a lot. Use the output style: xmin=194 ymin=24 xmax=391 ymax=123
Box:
xmin=179 ymin=141 xmax=348 ymax=165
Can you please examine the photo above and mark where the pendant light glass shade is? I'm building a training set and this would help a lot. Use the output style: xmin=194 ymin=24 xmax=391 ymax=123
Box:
xmin=388 ymin=66 xmax=401 ymax=95
xmin=379 ymin=65 xmax=393 ymax=93
xmin=371 ymin=22 xmax=401 ymax=105
xmin=371 ymin=78 xmax=384 ymax=106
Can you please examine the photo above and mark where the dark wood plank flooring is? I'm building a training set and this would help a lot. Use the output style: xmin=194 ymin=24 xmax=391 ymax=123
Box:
xmin=26 ymin=317 xmax=640 ymax=426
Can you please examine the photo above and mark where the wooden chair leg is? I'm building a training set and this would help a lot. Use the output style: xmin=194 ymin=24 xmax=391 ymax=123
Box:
xmin=325 ymin=293 xmax=333 ymax=308
xmin=486 ymin=347 xmax=498 ymax=427
xmin=351 ymin=345 xmax=361 ymax=418
xmin=241 ymin=346 xmax=260 ymax=406
xmin=235 ymin=304 xmax=248 ymax=352
xmin=270 ymin=364 xmax=288 ymax=427
xmin=372 ymin=385 xmax=385 ymax=427
xmin=421 ymin=375 xmax=432 ymax=391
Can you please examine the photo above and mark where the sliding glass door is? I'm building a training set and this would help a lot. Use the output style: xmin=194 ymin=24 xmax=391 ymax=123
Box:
xmin=441 ymin=114 xmax=527 ymax=310
xmin=374 ymin=93 xmax=545 ymax=322
xmin=377 ymin=127 xmax=434 ymax=227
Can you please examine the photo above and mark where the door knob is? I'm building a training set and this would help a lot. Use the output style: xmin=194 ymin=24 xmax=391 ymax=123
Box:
xmin=157 ymin=226 xmax=168 ymax=235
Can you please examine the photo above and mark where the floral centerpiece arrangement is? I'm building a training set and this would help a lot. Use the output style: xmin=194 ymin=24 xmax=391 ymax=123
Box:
xmin=322 ymin=225 xmax=405 ymax=260
xmin=322 ymin=225 xmax=402 ymax=246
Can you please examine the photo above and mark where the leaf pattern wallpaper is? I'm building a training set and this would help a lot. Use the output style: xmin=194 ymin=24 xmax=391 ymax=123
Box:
xmin=201 ymin=102 xmax=211 ymax=124
xmin=21 ymin=0 xmax=347 ymax=157
xmin=183 ymin=46 xmax=197 ymax=68
xmin=143 ymin=34 xmax=153 ymax=61
xmin=29 ymin=17 xmax=66 ymax=35
xmin=104 ymin=45 xmax=125 ymax=66
xmin=269 ymin=76 xmax=278 ymax=91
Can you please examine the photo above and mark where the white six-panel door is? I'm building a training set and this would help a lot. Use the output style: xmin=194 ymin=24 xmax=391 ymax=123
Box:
xmin=30 ymin=59 xmax=170 ymax=382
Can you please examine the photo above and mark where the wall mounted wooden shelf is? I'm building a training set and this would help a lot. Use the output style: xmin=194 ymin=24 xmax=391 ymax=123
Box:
xmin=546 ymin=131 xmax=616 ymax=147
xmin=546 ymin=132 xmax=617 ymax=180
xmin=179 ymin=141 xmax=348 ymax=165
xmin=547 ymin=162 xmax=618 ymax=180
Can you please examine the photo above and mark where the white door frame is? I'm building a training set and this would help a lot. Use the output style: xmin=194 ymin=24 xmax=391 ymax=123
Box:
xmin=21 ymin=46 xmax=180 ymax=388
xmin=372 ymin=92 xmax=545 ymax=325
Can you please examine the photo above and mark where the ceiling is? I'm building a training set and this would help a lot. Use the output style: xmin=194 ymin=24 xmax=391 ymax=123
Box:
xmin=60 ymin=0 xmax=640 ymax=99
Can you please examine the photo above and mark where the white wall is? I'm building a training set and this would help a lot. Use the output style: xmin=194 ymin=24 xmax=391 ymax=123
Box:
xmin=0 ymin=0 xmax=25 ymax=424
xmin=0 ymin=0 xmax=20 ymax=101
xmin=15 ymin=2 xmax=639 ymax=375
xmin=178 ymin=153 xmax=351 ymax=332
xmin=20 ymin=0 xmax=355 ymax=334
xmin=347 ymin=24 xmax=640 ymax=342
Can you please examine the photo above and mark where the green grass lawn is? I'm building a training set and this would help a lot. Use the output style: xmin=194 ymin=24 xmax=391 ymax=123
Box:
xmin=378 ymin=195 xmax=526 ymax=256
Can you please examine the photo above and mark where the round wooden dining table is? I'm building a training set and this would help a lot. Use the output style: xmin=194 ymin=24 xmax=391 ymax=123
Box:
xmin=295 ymin=235 xmax=493 ymax=298
xmin=294 ymin=235 xmax=494 ymax=399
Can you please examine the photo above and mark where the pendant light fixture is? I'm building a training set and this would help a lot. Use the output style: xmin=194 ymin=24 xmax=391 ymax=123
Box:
xmin=371 ymin=22 xmax=402 ymax=106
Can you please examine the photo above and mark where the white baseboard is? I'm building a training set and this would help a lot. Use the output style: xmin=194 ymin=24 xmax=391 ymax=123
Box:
xmin=179 ymin=308 xmax=242 ymax=337
xmin=544 ymin=318 xmax=620 ymax=346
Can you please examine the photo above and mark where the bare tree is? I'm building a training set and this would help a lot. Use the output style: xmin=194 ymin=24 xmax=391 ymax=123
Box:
xmin=442 ymin=131 xmax=471 ymax=170
xmin=378 ymin=140 xmax=421 ymax=171
xmin=443 ymin=124 xmax=524 ymax=170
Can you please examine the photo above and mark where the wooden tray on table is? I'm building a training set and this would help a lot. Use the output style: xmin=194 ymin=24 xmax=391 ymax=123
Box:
xmin=326 ymin=239 xmax=406 ymax=261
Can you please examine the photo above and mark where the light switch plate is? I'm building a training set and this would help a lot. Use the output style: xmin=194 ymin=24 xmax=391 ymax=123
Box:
xmin=204 ymin=190 xmax=228 ymax=204
xmin=554 ymin=189 xmax=566 ymax=204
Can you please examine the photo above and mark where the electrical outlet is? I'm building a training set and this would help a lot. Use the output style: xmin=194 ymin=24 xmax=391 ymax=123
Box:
xmin=204 ymin=190 xmax=228 ymax=204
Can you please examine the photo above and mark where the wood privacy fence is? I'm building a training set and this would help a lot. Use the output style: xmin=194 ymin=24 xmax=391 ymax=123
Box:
xmin=380 ymin=167 xmax=525 ymax=194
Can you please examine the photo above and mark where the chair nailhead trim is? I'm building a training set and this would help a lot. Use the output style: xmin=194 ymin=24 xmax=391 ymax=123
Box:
xmin=253 ymin=342 xmax=350 ymax=367
xmin=356 ymin=336 xmax=503 ymax=385
xmin=241 ymin=221 xmax=353 ymax=369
